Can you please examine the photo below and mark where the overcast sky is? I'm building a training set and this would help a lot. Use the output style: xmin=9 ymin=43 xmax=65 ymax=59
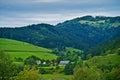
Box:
xmin=0 ymin=0 xmax=120 ymax=27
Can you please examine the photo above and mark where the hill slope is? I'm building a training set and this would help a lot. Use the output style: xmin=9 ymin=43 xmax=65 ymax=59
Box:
xmin=0 ymin=16 xmax=120 ymax=51
xmin=87 ymin=36 xmax=120 ymax=56
xmin=0 ymin=38 xmax=57 ymax=60
xmin=55 ymin=16 xmax=120 ymax=50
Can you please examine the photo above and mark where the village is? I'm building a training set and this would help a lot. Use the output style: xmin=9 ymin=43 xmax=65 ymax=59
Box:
xmin=35 ymin=59 xmax=74 ymax=75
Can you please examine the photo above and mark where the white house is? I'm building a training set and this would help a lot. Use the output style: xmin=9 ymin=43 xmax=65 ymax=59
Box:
xmin=36 ymin=60 xmax=41 ymax=65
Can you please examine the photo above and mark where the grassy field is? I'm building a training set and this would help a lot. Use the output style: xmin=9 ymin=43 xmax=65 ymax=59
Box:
xmin=79 ymin=20 xmax=106 ymax=27
xmin=0 ymin=38 xmax=57 ymax=60
xmin=42 ymin=74 xmax=73 ymax=80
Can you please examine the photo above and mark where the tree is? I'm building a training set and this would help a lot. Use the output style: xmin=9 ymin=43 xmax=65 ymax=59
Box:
xmin=56 ymin=56 xmax=63 ymax=65
xmin=52 ymin=48 xmax=60 ymax=55
xmin=86 ymin=53 xmax=92 ymax=59
xmin=116 ymin=48 xmax=120 ymax=55
xmin=0 ymin=50 xmax=17 ymax=80
xmin=24 ymin=55 xmax=40 ymax=65
xmin=73 ymin=66 xmax=105 ymax=80
xmin=13 ymin=66 xmax=41 ymax=80
xmin=64 ymin=63 xmax=75 ymax=75
xmin=110 ymin=65 xmax=120 ymax=80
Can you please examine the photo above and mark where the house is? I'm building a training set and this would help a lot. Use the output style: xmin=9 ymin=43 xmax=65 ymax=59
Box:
xmin=43 ymin=62 xmax=46 ymax=65
xmin=36 ymin=60 xmax=41 ymax=65
xmin=59 ymin=60 xmax=70 ymax=66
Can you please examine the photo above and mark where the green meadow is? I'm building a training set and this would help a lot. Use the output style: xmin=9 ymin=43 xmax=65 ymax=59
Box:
xmin=42 ymin=74 xmax=73 ymax=80
xmin=0 ymin=38 xmax=57 ymax=60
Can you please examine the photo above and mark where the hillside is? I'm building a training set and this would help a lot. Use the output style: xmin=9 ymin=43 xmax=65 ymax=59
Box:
xmin=87 ymin=36 xmax=120 ymax=56
xmin=55 ymin=16 xmax=120 ymax=50
xmin=73 ymin=53 xmax=120 ymax=80
xmin=0 ymin=16 xmax=120 ymax=52
xmin=86 ymin=54 xmax=120 ymax=69
xmin=0 ymin=38 xmax=57 ymax=60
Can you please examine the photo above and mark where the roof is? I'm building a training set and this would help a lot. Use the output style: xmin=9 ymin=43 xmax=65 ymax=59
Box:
xmin=59 ymin=60 xmax=70 ymax=65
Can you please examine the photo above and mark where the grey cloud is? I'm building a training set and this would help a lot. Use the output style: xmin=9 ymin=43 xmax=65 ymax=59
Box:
xmin=0 ymin=0 xmax=120 ymax=27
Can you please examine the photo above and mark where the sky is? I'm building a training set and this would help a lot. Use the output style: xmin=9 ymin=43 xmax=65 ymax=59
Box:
xmin=0 ymin=0 xmax=120 ymax=27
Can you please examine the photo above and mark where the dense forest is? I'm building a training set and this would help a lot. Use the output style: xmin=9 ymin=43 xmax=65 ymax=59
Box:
xmin=0 ymin=16 xmax=120 ymax=51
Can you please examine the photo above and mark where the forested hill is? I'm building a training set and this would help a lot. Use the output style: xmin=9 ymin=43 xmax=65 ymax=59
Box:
xmin=87 ymin=36 xmax=120 ymax=56
xmin=0 ymin=16 xmax=120 ymax=51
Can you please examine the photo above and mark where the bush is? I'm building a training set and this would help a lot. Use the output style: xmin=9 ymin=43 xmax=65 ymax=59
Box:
xmin=13 ymin=66 xmax=42 ymax=80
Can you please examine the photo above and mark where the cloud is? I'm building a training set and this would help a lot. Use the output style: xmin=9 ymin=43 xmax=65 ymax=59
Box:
xmin=0 ymin=10 xmax=119 ymax=27
xmin=0 ymin=0 xmax=120 ymax=27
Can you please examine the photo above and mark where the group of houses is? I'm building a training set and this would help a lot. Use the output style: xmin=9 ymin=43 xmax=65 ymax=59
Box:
xmin=36 ymin=60 xmax=70 ymax=66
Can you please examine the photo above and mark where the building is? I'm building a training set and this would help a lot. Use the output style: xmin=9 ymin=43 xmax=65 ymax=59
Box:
xmin=59 ymin=60 xmax=70 ymax=66
xmin=36 ymin=60 xmax=41 ymax=65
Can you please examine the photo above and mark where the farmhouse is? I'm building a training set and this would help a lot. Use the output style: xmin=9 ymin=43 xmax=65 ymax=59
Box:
xmin=36 ymin=60 xmax=41 ymax=65
xmin=59 ymin=60 xmax=70 ymax=66
xmin=43 ymin=61 xmax=46 ymax=65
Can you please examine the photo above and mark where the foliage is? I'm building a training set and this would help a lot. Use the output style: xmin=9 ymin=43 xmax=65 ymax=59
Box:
xmin=73 ymin=53 xmax=120 ymax=80
xmin=86 ymin=54 xmax=120 ymax=71
xmin=64 ymin=63 xmax=75 ymax=75
xmin=73 ymin=66 xmax=105 ymax=80
xmin=0 ymin=50 xmax=18 ymax=80
xmin=14 ymin=57 xmax=23 ymax=62
xmin=110 ymin=65 xmax=120 ymax=80
xmin=116 ymin=48 xmax=120 ymax=55
xmin=24 ymin=55 xmax=40 ymax=65
xmin=13 ymin=66 xmax=41 ymax=80
xmin=87 ymin=37 xmax=120 ymax=56
xmin=53 ymin=47 xmax=82 ymax=62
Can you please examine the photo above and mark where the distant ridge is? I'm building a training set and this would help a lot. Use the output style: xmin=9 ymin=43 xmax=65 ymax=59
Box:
xmin=0 ymin=16 xmax=120 ymax=51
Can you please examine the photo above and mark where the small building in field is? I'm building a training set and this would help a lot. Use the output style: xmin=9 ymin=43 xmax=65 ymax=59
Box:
xmin=43 ymin=62 xmax=46 ymax=65
xmin=36 ymin=60 xmax=41 ymax=65
xmin=59 ymin=60 xmax=70 ymax=66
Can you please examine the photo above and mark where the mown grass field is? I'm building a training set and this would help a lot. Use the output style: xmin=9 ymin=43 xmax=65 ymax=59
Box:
xmin=41 ymin=74 xmax=73 ymax=80
xmin=0 ymin=38 xmax=57 ymax=60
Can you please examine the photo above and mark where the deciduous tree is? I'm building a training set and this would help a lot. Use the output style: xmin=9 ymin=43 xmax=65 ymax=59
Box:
xmin=13 ymin=66 xmax=41 ymax=80
xmin=0 ymin=50 xmax=17 ymax=80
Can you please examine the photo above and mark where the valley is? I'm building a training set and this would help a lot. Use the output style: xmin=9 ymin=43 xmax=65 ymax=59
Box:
xmin=0 ymin=16 xmax=120 ymax=80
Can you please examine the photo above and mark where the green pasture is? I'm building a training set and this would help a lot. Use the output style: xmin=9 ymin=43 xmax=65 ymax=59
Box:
xmin=0 ymin=38 xmax=57 ymax=60
xmin=42 ymin=74 xmax=73 ymax=80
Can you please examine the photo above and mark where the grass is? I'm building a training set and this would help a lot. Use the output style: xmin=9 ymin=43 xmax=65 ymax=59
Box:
xmin=6 ymin=52 xmax=56 ymax=60
xmin=0 ymin=38 xmax=57 ymax=60
xmin=42 ymin=74 xmax=73 ymax=80
xmin=13 ymin=62 xmax=24 ymax=65
xmin=0 ymin=38 xmax=50 ymax=51
xmin=79 ymin=20 xmax=106 ymax=27
xmin=79 ymin=20 xmax=120 ymax=28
